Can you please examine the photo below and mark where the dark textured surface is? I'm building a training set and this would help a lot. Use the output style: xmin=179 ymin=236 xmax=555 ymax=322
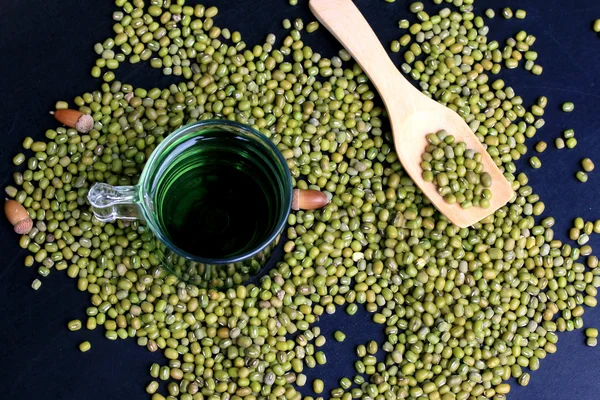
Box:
xmin=1 ymin=1 xmax=600 ymax=399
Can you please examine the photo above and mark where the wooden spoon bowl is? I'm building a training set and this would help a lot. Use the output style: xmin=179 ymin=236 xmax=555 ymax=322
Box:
xmin=310 ymin=0 xmax=514 ymax=228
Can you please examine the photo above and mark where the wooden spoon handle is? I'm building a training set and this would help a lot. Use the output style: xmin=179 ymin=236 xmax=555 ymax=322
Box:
xmin=309 ymin=0 xmax=420 ymax=115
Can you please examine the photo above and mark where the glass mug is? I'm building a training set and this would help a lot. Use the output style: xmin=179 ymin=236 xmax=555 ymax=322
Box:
xmin=87 ymin=120 xmax=299 ymax=289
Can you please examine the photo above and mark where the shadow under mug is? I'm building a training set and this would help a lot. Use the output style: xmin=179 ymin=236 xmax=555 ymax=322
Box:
xmin=87 ymin=120 xmax=292 ymax=289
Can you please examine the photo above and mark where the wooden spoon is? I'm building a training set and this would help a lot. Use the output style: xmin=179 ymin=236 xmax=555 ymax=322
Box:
xmin=309 ymin=0 xmax=514 ymax=228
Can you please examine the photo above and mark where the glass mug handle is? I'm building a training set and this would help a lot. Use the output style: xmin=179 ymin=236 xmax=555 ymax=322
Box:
xmin=87 ymin=183 xmax=144 ymax=222
xmin=87 ymin=183 xmax=329 ymax=223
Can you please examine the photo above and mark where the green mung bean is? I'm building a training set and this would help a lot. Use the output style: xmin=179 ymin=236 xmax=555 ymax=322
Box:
xmin=78 ymin=341 xmax=91 ymax=352
xmin=409 ymin=2 xmax=423 ymax=13
xmin=562 ymin=102 xmax=575 ymax=112
xmin=577 ymin=171 xmax=589 ymax=182
xmin=306 ymin=21 xmax=319 ymax=33
xmin=515 ymin=9 xmax=527 ymax=19
xmin=586 ymin=328 xmax=599 ymax=338
xmin=535 ymin=141 xmax=547 ymax=153
xmin=297 ymin=374 xmax=307 ymax=386
xmin=532 ymin=65 xmax=544 ymax=75
xmin=518 ymin=373 xmax=530 ymax=386
xmin=581 ymin=245 xmax=593 ymax=256
xmin=55 ymin=101 xmax=68 ymax=110
xmin=315 ymin=335 xmax=326 ymax=347
xmin=334 ymin=331 xmax=346 ymax=342
xmin=582 ymin=158 xmax=595 ymax=172
xmin=529 ymin=156 xmax=542 ymax=169
xmin=346 ymin=304 xmax=358 ymax=315
xmin=315 ymin=351 xmax=326 ymax=365
xmin=13 ymin=153 xmax=25 ymax=165
xmin=313 ymin=379 xmax=324 ymax=394
xmin=146 ymin=381 xmax=159 ymax=394
xmin=564 ymin=129 xmax=575 ymax=139
xmin=68 ymin=319 xmax=82 ymax=331
xmin=525 ymin=51 xmax=538 ymax=61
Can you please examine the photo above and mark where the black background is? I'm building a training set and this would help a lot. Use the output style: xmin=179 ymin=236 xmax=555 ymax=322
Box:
xmin=1 ymin=0 xmax=600 ymax=399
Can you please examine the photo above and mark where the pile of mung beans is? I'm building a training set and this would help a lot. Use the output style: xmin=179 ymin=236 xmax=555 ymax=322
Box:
xmin=6 ymin=0 xmax=600 ymax=399
xmin=421 ymin=130 xmax=493 ymax=209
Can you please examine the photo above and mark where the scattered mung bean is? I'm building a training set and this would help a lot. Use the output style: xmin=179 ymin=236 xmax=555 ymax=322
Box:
xmin=8 ymin=2 xmax=600 ymax=400
xmin=564 ymin=129 xmax=575 ymax=139
xmin=334 ymin=331 xmax=346 ymax=342
xmin=313 ymin=379 xmax=324 ymax=394
xmin=562 ymin=102 xmax=575 ymax=112
xmin=519 ymin=373 xmax=531 ymax=386
xmin=306 ymin=21 xmax=319 ymax=33
xmin=586 ymin=328 xmax=599 ymax=338
xmin=535 ymin=141 xmax=547 ymax=153
xmin=68 ymin=319 xmax=82 ymax=331
xmin=31 ymin=279 xmax=41 ymax=290
xmin=78 ymin=341 xmax=91 ymax=352
xmin=582 ymin=158 xmax=595 ymax=172
xmin=529 ymin=156 xmax=542 ymax=169
xmin=576 ymin=171 xmax=589 ymax=182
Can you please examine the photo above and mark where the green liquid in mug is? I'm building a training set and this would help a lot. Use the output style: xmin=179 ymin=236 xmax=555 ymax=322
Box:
xmin=151 ymin=129 xmax=277 ymax=259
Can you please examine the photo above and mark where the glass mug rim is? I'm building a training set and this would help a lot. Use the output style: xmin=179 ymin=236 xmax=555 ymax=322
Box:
xmin=138 ymin=120 xmax=292 ymax=265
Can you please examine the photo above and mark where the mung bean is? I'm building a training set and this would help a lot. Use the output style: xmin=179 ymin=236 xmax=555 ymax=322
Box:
xmin=564 ymin=129 xmax=575 ymax=139
xmin=313 ymin=379 xmax=324 ymax=394
xmin=586 ymin=328 xmax=599 ymax=338
xmin=535 ymin=141 xmax=547 ymax=153
xmin=334 ymin=331 xmax=346 ymax=342
xmin=502 ymin=8 xmax=513 ymax=19
xmin=68 ymin=319 xmax=82 ymax=331
xmin=582 ymin=158 xmax=595 ymax=172
xmin=576 ymin=171 xmax=588 ymax=182
xmin=562 ymin=102 xmax=575 ymax=112
xmin=78 ymin=341 xmax=91 ymax=352
xmin=529 ymin=156 xmax=542 ymax=169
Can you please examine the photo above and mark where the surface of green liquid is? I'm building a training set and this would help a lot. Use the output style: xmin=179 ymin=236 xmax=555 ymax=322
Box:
xmin=152 ymin=131 xmax=275 ymax=259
